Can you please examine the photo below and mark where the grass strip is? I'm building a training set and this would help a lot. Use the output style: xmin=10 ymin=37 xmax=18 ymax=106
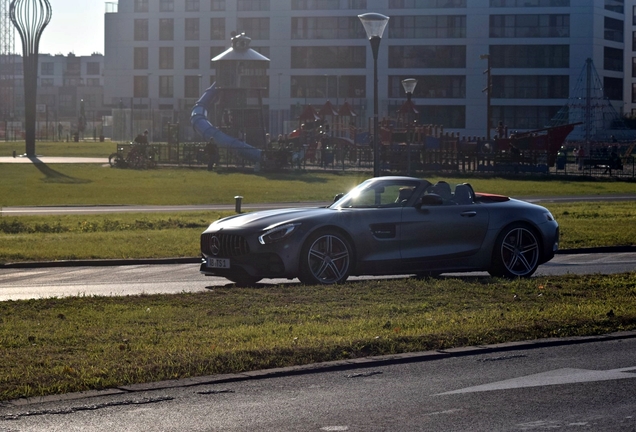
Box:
xmin=1 ymin=200 xmax=635 ymax=263
xmin=1 ymin=273 xmax=635 ymax=401
xmin=2 ymin=164 xmax=636 ymax=207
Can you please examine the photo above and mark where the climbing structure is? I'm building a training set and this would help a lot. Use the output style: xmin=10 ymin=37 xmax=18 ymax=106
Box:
xmin=550 ymin=58 xmax=635 ymax=142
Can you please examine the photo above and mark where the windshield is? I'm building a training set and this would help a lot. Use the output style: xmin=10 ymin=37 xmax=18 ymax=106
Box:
xmin=330 ymin=179 xmax=424 ymax=209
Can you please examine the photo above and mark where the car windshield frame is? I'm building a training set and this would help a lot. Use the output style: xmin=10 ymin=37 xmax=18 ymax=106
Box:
xmin=330 ymin=178 xmax=427 ymax=209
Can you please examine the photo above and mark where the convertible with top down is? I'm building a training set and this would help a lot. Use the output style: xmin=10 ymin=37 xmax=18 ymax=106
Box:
xmin=200 ymin=176 xmax=559 ymax=285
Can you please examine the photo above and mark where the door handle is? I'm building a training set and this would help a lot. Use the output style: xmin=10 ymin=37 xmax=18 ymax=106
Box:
xmin=460 ymin=211 xmax=477 ymax=217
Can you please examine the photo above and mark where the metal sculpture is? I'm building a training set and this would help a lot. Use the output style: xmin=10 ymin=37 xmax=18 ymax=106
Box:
xmin=10 ymin=0 xmax=52 ymax=157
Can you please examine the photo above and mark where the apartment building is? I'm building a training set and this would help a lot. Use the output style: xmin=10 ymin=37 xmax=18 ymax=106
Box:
xmin=0 ymin=52 xmax=106 ymax=140
xmin=102 ymin=0 xmax=631 ymax=138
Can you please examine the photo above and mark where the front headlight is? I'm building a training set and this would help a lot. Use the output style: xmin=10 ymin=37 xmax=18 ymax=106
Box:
xmin=258 ymin=223 xmax=301 ymax=245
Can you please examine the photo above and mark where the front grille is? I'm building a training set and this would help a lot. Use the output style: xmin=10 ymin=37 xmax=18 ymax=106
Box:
xmin=201 ymin=232 xmax=250 ymax=257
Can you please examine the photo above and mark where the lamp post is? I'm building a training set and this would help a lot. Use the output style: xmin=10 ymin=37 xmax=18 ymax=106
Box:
xmin=480 ymin=53 xmax=492 ymax=140
xmin=10 ymin=0 xmax=52 ymax=157
xmin=401 ymin=78 xmax=418 ymax=175
xmin=358 ymin=12 xmax=389 ymax=177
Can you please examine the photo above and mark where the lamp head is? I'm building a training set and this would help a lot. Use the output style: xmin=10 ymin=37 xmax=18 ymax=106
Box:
xmin=358 ymin=13 xmax=389 ymax=40
xmin=401 ymin=78 xmax=418 ymax=95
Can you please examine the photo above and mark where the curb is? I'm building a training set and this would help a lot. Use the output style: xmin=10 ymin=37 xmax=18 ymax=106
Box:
xmin=5 ymin=330 xmax=636 ymax=407
xmin=2 ymin=246 xmax=635 ymax=269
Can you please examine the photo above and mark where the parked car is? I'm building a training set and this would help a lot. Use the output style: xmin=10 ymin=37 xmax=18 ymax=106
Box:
xmin=200 ymin=176 xmax=559 ymax=285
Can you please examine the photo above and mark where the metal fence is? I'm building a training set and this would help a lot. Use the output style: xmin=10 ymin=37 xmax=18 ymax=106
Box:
xmin=109 ymin=141 xmax=636 ymax=178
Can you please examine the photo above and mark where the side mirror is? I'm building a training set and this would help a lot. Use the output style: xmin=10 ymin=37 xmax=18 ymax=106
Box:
xmin=333 ymin=193 xmax=344 ymax=203
xmin=417 ymin=194 xmax=443 ymax=208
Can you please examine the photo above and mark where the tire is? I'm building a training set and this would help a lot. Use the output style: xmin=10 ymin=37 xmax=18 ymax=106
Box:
xmin=108 ymin=153 xmax=125 ymax=168
xmin=298 ymin=230 xmax=353 ymax=285
xmin=226 ymin=275 xmax=261 ymax=287
xmin=489 ymin=223 xmax=540 ymax=278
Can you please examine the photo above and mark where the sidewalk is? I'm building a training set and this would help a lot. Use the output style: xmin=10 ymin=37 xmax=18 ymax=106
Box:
xmin=0 ymin=156 xmax=108 ymax=164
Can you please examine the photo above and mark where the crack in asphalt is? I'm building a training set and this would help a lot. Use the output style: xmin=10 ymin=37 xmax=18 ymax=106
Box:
xmin=0 ymin=396 xmax=174 ymax=421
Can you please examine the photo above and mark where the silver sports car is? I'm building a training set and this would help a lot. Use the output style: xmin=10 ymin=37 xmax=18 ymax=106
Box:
xmin=200 ymin=176 xmax=559 ymax=285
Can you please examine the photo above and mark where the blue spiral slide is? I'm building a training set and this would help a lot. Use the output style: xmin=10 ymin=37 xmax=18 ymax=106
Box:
xmin=190 ymin=83 xmax=262 ymax=163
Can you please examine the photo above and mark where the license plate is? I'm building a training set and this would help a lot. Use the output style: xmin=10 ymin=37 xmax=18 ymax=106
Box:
xmin=207 ymin=257 xmax=230 ymax=269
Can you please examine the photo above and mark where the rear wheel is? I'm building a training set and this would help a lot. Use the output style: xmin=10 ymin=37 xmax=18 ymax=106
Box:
xmin=108 ymin=153 xmax=125 ymax=168
xmin=489 ymin=223 xmax=540 ymax=278
xmin=298 ymin=230 xmax=352 ymax=285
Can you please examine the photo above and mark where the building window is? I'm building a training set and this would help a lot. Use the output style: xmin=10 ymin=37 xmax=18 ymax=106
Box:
xmin=389 ymin=0 xmax=466 ymax=8
xmin=159 ymin=47 xmax=174 ymax=69
xmin=86 ymin=62 xmax=100 ymax=75
xmin=237 ymin=18 xmax=269 ymax=40
xmin=492 ymin=105 xmax=560 ymax=130
xmin=604 ymin=17 xmax=624 ymax=42
xmin=490 ymin=45 xmax=569 ymax=68
xmin=186 ymin=0 xmax=200 ymax=11
xmin=134 ymin=75 xmax=149 ymax=98
xmin=292 ymin=0 xmax=367 ymax=9
xmin=134 ymin=0 xmax=148 ymax=12
xmin=632 ymin=83 xmax=636 ymax=103
xmin=211 ymin=0 xmax=225 ymax=10
xmin=185 ymin=75 xmax=202 ymax=98
xmin=419 ymin=106 xmax=465 ymax=128
xmin=237 ymin=0 xmax=269 ymax=11
xmin=604 ymin=77 xmax=623 ymax=100
xmin=185 ymin=47 xmax=200 ymax=69
xmin=291 ymin=17 xmax=365 ymax=39
xmin=210 ymin=18 xmax=225 ymax=40
xmin=490 ymin=14 xmax=569 ymax=38
xmin=134 ymin=47 xmax=149 ymax=69
xmin=160 ymin=0 xmax=174 ymax=12
xmin=185 ymin=18 xmax=200 ymax=40
xmin=86 ymin=78 xmax=100 ymax=86
xmin=41 ymin=62 xmax=54 ymax=75
xmin=389 ymin=75 xmax=465 ymax=98
xmin=134 ymin=19 xmax=149 ymax=41
xmin=40 ymin=78 xmax=54 ymax=87
xmin=490 ymin=0 xmax=569 ymax=6
xmin=291 ymin=75 xmax=365 ymax=98
xmin=604 ymin=46 xmax=623 ymax=72
xmin=389 ymin=15 xmax=466 ymax=39
xmin=291 ymin=46 xmax=365 ymax=68
xmin=605 ymin=0 xmax=623 ymax=14
xmin=159 ymin=19 xmax=174 ymax=41
xmin=491 ymin=75 xmax=569 ymax=99
xmin=389 ymin=45 xmax=466 ymax=68
xmin=159 ymin=76 xmax=174 ymax=98
xmin=632 ymin=57 xmax=636 ymax=77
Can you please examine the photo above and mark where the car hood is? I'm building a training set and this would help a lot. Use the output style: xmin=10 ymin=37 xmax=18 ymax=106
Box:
xmin=205 ymin=207 xmax=334 ymax=231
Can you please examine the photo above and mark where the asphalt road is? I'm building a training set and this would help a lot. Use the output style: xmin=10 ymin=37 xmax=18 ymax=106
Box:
xmin=0 ymin=252 xmax=634 ymax=301
xmin=2 ymin=336 xmax=635 ymax=431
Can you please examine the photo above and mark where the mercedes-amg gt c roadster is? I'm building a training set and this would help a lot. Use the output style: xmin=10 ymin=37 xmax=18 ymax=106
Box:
xmin=200 ymin=176 xmax=559 ymax=285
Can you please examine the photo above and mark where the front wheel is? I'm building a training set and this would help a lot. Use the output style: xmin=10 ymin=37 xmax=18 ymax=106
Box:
xmin=489 ymin=223 xmax=540 ymax=278
xmin=298 ymin=230 xmax=353 ymax=285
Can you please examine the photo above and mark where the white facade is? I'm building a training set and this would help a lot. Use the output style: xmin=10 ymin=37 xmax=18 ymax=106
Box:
xmin=102 ymin=0 xmax=631 ymax=138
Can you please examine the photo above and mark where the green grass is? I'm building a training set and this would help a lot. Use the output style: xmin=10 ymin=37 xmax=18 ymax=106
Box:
xmin=1 ymin=163 xmax=635 ymax=207
xmin=0 ymin=201 xmax=635 ymax=263
xmin=1 ymin=273 xmax=635 ymax=401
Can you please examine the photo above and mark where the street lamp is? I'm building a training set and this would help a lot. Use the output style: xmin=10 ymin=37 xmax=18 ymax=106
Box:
xmin=10 ymin=0 xmax=52 ymax=157
xmin=480 ymin=53 xmax=492 ymax=140
xmin=401 ymin=78 xmax=418 ymax=175
xmin=358 ymin=12 xmax=389 ymax=177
